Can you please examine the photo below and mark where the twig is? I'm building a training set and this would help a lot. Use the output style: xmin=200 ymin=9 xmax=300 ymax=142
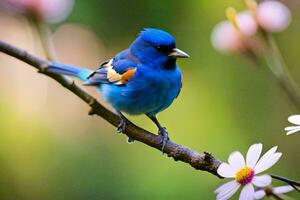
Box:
xmin=271 ymin=174 xmax=300 ymax=193
xmin=271 ymin=193 xmax=285 ymax=200
xmin=0 ymin=40 xmax=222 ymax=177
xmin=30 ymin=17 xmax=57 ymax=61
xmin=262 ymin=32 xmax=300 ymax=110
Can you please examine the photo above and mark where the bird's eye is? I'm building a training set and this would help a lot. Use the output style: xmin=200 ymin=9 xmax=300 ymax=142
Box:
xmin=155 ymin=45 xmax=173 ymax=53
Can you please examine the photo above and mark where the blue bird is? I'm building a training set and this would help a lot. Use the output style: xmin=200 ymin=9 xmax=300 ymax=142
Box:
xmin=47 ymin=28 xmax=189 ymax=151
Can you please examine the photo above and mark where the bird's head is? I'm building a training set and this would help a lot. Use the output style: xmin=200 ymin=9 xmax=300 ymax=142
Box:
xmin=130 ymin=28 xmax=189 ymax=68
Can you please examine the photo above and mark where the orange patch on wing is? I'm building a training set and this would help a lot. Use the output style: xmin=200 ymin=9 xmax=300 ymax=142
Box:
xmin=120 ymin=68 xmax=136 ymax=84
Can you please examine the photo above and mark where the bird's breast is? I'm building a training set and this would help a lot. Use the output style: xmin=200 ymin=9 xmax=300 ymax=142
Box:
xmin=98 ymin=67 xmax=182 ymax=116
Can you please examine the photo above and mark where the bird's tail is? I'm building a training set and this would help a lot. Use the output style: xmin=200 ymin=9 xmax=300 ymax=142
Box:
xmin=47 ymin=62 xmax=93 ymax=81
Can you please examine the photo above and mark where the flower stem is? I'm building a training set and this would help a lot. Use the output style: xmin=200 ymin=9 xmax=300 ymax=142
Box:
xmin=30 ymin=17 xmax=57 ymax=61
xmin=263 ymin=32 xmax=300 ymax=110
xmin=271 ymin=174 xmax=300 ymax=193
xmin=271 ymin=193 xmax=285 ymax=200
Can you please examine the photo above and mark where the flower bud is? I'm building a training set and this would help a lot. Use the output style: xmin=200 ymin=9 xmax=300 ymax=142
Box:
xmin=237 ymin=11 xmax=257 ymax=36
xmin=1 ymin=0 xmax=74 ymax=23
xmin=257 ymin=1 xmax=291 ymax=32
xmin=211 ymin=11 xmax=257 ymax=53
xmin=211 ymin=21 xmax=243 ymax=53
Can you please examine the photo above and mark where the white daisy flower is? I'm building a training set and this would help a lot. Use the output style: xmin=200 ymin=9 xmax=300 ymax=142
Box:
xmin=215 ymin=143 xmax=282 ymax=200
xmin=254 ymin=185 xmax=294 ymax=199
xmin=285 ymin=115 xmax=300 ymax=135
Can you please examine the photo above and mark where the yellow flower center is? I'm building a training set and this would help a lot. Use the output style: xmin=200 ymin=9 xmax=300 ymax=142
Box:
xmin=235 ymin=166 xmax=255 ymax=185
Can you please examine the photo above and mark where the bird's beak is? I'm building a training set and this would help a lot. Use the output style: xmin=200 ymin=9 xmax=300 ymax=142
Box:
xmin=168 ymin=48 xmax=190 ymax=58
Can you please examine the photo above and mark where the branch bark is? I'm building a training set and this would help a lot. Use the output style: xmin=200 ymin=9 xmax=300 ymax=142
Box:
xmin=271 ymin=174 xmax=300 ymax=192
xmin=0 ymin=40 xmax=222 ymax=177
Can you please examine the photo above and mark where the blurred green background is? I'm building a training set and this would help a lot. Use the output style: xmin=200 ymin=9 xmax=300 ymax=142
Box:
xmin=0 ymin=0 xmax=299 ymax=199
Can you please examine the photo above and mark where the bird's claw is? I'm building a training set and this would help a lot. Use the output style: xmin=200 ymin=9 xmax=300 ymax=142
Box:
xmin=116 ymin=118 xmax=126 ymax=133
xmin=158 ymin=127 xmax=169 ymax=153
xmin=127 ymin=137 xmax=135 ymax=144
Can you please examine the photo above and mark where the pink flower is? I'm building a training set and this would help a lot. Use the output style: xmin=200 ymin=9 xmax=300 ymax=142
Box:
xmin=211 ymin=21 xmax=243 ymax=53
xmin=1 ymin=0 xmax=74 ymax=23
xmin=237 ymin=11 xmax=257 ymax=37
xmin=211 ymin=11 xmax=257 ymax=53
xmin=257 ymin=1 xmax=291 ymax=32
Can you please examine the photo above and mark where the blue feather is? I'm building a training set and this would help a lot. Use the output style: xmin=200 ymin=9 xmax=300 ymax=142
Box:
xmin=47 ymin=62 xmax=93 ymax=81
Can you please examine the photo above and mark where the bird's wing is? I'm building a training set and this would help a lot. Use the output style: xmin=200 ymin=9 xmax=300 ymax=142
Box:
xmin=84 ymin=50 xmax=138 ymax=86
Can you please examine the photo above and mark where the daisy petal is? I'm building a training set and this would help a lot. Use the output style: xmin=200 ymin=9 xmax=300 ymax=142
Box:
xmin=217 ymin=186 xmax=240 ymax=200
xmin=287 ymin=115 xmax=300 ymax=125
xmin=217 ymin=163 xmax=236 ymax=178
xmin=215 ymin=180 xmax=240 ymax=200
xmin=254 ymin=190 xmax=266 ymax=199
xmin=228 ymin=151 xmax=246 ymax=170
xmin=252 ymin=174 xmax=272 ymax=187
xmin=254 ymin=153 xmax=282 ymax=174
xmin=254 ymin=146 xmax=278 ymax=173
xmin=284 ymin=126 xmax=300 ymax=131
xmin=239 ymin=184 xmax=255 ymax=200
xmin=273 ymin=185 xmax=294 ymax=194
xmin=285 ymin=127 xmax=300 ymax=135
xmin=215 ymin=180 xmax=239 ymax=193
xmin=246 ymin=143 xmax=262 ymax=168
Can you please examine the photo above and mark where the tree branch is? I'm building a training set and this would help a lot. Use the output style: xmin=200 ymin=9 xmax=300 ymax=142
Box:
xmin=0 ymin=40 xmax=222 ymax=177
xmin=271 ymin=174 xmax=300 ymax=192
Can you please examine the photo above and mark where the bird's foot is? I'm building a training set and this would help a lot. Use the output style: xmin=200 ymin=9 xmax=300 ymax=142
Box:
xmin=116 ymin=117 xmax=126 ymax=133
xmin=158 ymin=127 xmax=169 ymax=153
xmin=127 ymin=136 xmax=135 ymax=144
